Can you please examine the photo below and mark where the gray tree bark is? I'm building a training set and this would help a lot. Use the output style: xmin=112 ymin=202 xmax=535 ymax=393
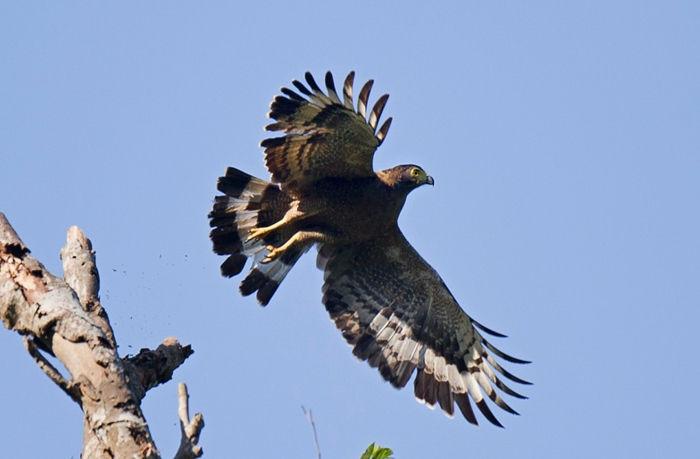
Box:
xmin=0 ymin=213 xmax=204 ymax=459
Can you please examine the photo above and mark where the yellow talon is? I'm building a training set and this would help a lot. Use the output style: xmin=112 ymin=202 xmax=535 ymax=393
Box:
xmin=247 ymin=226 xmax=269 ymax=242
xmin=262 ymin=245 xmax=282 ymax=264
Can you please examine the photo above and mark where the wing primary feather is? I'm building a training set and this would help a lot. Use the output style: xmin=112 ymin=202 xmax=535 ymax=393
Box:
xmin=489 ymin=393 xmax=520 ymax=415
xmin=484 ymin=354 xmax=532 ymax=386
xmin=492 ymin=377 xmax=529 ymax=399
xmin=292 ymin=79 xmax=312 ymax=96
xmin=475 ymin=399 xmax=504 ymax=428
xmin=482 ymin=339 xmax=531 ymax=364
xmin=475 ymin=372 xmax=520 ymax=415
xmin=472 ymin=319 xmax=508 ymax=338
xmin=476 ymin=353 xmax=530 ymax=396
xmin=368 ymin=94 xmax=389 ymax=131
xmin=357 ymin=79 xmax=374 ymax=120
xmin=424 ymin=374 xmax=438 ymax=407
xmin=260 ymin=136 xmax=285 ymax=149
xmin=343 ymin=71 xmax=355 ymax=109
xmin=455 ymin=393 xmax=479 ymax=426
xmin=414 ymin=369 xmax=438 ymax=407
xmin=305 ymin=71 xmax=333 ymax=106
xmin=304 ymin=71 xmax=322 ymax=92
xmin=437 ymin=381 xmax=455 ymax=417
xmin=376 ymin=117 xmax=392 ymax=145
xmin=269 ymin=95 xmax=301 ymax=118
xmin=280 ymin=86 xmax=306 ymax=102
xmin=325 ymin=71 xmax=342 ymax=104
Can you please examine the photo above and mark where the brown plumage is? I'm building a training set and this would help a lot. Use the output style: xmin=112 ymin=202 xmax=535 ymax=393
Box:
xmin=209 ymin=71 xmax=530 ymax=426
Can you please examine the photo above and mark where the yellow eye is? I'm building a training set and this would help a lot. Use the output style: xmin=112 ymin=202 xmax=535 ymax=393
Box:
xmin=411 ymin=167 xmax=421 ymax=177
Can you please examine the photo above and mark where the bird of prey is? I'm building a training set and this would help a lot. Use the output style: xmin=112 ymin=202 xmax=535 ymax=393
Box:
xmin=209 ymin=71 xmax=530 ymax=426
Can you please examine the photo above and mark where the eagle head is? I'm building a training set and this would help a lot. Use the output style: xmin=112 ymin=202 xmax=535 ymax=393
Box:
xmin=399 ymin=164 xmax=434 ymax=188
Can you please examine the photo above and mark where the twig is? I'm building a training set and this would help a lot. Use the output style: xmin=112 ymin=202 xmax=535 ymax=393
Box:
xmin=23 ymin=336 xmax=82 ymax=404
xmin=302 ymin=406 xmax=321 ymax=459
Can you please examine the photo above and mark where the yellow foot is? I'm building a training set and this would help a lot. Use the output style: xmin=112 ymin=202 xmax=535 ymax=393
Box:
xmin=247 ymin=226 xmax=272 ymax=242
xmin=262 ymin=245 xmax=283 ymax=264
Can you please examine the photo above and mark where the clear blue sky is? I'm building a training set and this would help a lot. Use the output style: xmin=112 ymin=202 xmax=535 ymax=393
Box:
xmin=1 ymin=2 xmax=699 ymax=458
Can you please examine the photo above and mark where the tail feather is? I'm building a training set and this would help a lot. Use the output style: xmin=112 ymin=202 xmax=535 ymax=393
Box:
xmin=209 ymin=167 xmax=304 ymax=305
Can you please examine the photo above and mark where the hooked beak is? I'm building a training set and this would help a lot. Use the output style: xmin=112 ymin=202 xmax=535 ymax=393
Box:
xmin=425 ymin=175 xmax=435 ymax=186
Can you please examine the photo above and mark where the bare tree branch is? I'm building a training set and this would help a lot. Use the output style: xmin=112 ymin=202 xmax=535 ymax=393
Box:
xmin=124 ymin=337 xmax=195 ymax=403
xmin=174 ymin=383 xmax=204 ymax=459
xmin=60 ymin=225 xmax=115 ymax=346
xmin=0 ymin=213 xmax=200 ymax=459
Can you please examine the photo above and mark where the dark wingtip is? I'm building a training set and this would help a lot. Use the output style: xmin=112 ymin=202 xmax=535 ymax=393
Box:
xmin=260 ymin=136 xmax=285 ymax=149
xmin=292 ymin=79 xmax=312 ymax=96
xmin=280 ymin=86 xmax=305 ymax=102
xmin=475 ymin=399 xmax=504 ymax=428
xmin=455 ymin=392 xmax=479 ymax=426
xmin=325 ymin=71 xmax=336 ymax=92
xmin=472 ymin=319 xmax=508 ymax=338
xmin=304 ymin=71 xmax=322 ymax=93
xmin=483 ymin=338 xmax=532 ymax=365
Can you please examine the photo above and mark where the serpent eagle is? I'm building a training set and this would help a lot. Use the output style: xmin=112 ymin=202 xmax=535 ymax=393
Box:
xmin=209 ymin=71 xmax=530 ymax=426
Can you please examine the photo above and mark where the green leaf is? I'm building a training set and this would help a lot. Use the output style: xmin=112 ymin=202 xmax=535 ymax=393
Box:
xmin=360 ymin=442 xmax=394 ymax=459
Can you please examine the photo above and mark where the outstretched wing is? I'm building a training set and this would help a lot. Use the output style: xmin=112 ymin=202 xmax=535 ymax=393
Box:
xmin=262 ymin=71 xmax=393 ymax=192
xmin=317 ymin=228 xmax=531 ymax=427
